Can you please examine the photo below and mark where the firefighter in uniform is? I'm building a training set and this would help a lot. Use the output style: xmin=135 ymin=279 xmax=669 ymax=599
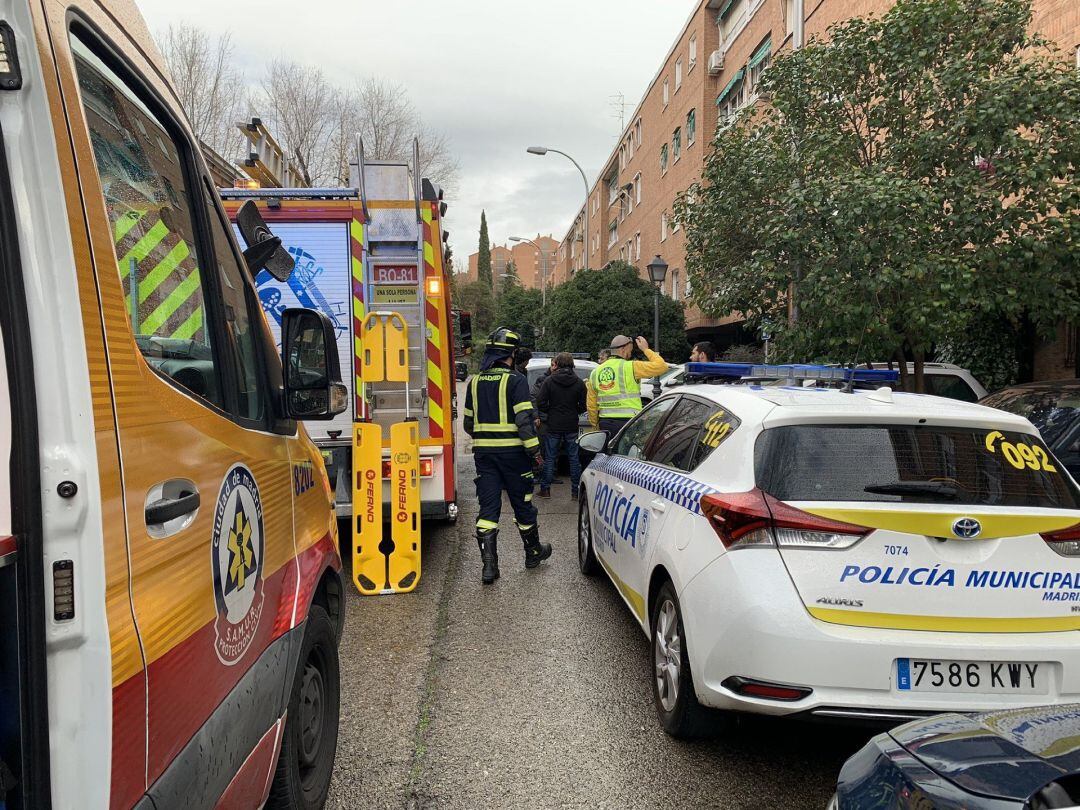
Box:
xmin=464 ymin=328 xmax=553 ymax=584
xmin=588 ymin=334 xmax=669 ymax=434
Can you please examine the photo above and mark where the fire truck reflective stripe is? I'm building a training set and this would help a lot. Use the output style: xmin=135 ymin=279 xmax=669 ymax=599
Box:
xmin=113 ymin=209 xmax=144 ymax=242
xmin=350 ymin=218 xmax=366 ymax=419
xmin=422 ymin=205 xmax=446 ymax=439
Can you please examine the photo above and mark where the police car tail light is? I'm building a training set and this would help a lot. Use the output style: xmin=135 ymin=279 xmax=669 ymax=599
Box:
xmin=701 ymin=490 xmax=869 ymax=550
xmin=700 ymin=491 xmax=775 ymax=550
xmin=1041 ymin=522 xmax=1080 ymax=557
xmin=766 ymin=496 xmax=870 ymax=550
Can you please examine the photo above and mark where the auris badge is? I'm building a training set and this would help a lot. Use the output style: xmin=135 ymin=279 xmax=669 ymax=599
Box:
xmin=952 ymin=517 xmax=982 ymax=539
xmin=211 ymin=463 xmax=266 ymax=665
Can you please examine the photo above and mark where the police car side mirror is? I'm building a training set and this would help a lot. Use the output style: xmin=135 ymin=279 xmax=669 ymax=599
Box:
xmin=578 ymin=430 xmax=609 ymax=455
xmin=281 ymin=308 xmax=347 ymax=419
xmin=236 ymin=200 xmax=295 ymax=282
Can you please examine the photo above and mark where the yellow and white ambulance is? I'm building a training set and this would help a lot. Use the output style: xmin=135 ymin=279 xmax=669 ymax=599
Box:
xmin=0 ymin=1 xmax=346 ymax=807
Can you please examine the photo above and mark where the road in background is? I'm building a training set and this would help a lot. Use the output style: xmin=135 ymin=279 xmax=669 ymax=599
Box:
xmin=327 ymin=383 xmax=874 ymax=809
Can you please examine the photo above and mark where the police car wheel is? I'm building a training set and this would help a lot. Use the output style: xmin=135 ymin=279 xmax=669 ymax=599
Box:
xmin=577 ymin=490 xmax=600 ymax=576
xmin=267 ymin=604 xmax=340 ymax=809
xmin=651 ymin=582 xmax=710 ymax=739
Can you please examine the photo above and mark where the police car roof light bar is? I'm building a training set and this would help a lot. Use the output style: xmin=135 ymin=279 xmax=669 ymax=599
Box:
xmin=684 ymin=362 xmax=900 ymax=384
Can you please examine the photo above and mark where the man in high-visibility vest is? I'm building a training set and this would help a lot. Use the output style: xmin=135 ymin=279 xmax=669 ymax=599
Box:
xmin=588 ymin=334 xmax=669 ymax=434
xmin=464 ymin=327 xmax=552 ymax=584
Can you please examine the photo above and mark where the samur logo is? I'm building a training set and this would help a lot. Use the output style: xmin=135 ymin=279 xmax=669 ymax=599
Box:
xmin=211 ymin=463 xmax=265 ymax=666
xmin=596 ymin=366 xmax=617 ymax=392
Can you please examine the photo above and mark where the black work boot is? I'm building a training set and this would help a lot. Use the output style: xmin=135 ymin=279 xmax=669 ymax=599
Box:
xmin=520 ymin=525 xmax=552 ymax=569
xmin=477 ymin=529 xmax=500 ymax=584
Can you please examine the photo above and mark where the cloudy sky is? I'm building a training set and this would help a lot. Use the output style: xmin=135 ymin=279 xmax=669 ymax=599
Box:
xmin=136 ymin=0 xmax=693 ymax=267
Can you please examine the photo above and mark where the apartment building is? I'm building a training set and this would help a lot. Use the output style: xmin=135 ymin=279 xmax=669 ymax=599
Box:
xmin=465 ymin=235 xmax=558 ymax=292
xmin=553 ymin=0 xmax=1079 ymax=356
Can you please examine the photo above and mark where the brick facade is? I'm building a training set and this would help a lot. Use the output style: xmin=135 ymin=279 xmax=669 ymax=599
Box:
xmin=552 ymin=0 xmax=1078 ymax=368
xmin=466 ymin=235 xmax=558 ymax=291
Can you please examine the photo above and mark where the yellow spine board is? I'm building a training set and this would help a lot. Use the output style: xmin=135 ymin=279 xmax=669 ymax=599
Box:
xmin=384 ymin=313 xmax=409 ymax=383
xmin=388 ymin=421 xmax=421 ymax=592
xmin=360 ymin=312 xmax=385 ymax=383
xmin=352 ymin=422 xmax=385 ymax=595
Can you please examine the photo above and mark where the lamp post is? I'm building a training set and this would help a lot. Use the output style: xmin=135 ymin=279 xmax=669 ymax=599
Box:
xmin=647 ymin=255 xmax=669 ymax=399
xmin=527 ymin=146 xmax=590 ymax=271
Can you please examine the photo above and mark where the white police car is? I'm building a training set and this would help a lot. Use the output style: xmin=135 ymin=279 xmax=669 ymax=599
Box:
xmin=576 ymin=363 xmax=1080 ymax=737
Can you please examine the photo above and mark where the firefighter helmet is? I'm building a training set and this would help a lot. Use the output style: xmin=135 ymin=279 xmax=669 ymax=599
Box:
xmin=485 ymin=327 xmax=522 ymax=352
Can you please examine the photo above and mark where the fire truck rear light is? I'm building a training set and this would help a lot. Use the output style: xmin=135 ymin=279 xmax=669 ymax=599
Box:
xmin=426 ymin=277 xmax=442 ymax=297
xmin=700 ymin=490 xmax=868 ymax=550
xmin=1041 ymin=523 xmax=1080 ymax=557
xmin=234 ymin=178 xmax=260 ymax=190
xmin=52 ymin=560 xmax=75 ymax=621
xmin=722 ymin=676 xmax=812 ymax=702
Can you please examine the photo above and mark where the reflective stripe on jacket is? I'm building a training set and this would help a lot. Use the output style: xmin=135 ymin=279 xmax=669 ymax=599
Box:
xmin=463 ymin=366 xmax=541 ymax=454
xmin=589 ymin=358 xmax=642 ymax=419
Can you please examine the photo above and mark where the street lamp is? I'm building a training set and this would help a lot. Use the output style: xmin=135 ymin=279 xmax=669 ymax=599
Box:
xmin=647 ymin=255 xmax=669 ymax=399
xmin=527 ymin=146 xmax=590 ymax=271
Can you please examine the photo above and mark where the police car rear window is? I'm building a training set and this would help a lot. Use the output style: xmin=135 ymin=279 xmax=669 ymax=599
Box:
xmin=755 ymin=425 xmax=1080 ymax=509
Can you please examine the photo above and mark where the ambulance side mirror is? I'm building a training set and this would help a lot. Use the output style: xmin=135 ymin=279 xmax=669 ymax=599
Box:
xmin=281 ymin=308 xmax=347 ymax=419
xmin=236 ymin=200 xmax=295 ymax=282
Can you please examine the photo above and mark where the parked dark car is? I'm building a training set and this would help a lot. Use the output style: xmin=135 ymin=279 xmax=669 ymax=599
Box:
xmin=832 ymin=705 xmax=1080 ymax=809
xmin=981 ymin=380 xmax=1080 ymax=478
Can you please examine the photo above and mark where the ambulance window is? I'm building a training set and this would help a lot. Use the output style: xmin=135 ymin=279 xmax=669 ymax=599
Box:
xmin=202 ymin=187 xmax=265 ymax=422
xmin=70 ymin=34 xmax=221 ymax=409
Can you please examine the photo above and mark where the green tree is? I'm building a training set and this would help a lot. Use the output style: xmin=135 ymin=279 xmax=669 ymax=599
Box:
xmin=453 ymin=280 xmax=496 ymax=357
xmin=545 ymin=262 xmax=687 ymax=360
xmin=676 ymin=0 xmax=1080 ymax=391
xmin=495 ymin=282 xmax=544 ymax=349
xmin=476 ymin=210 xmax=492 ymax=290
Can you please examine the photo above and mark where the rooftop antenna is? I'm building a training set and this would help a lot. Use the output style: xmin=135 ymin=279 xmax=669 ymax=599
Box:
xmin=609 ymin=92 xmax=627 ymax=137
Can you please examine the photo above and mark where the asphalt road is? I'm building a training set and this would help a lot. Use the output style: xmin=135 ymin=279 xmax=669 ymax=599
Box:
xmin=327 ymin=384 xmax=876 ymax=809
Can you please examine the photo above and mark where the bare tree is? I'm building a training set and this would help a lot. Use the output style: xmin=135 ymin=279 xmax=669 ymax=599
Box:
xmin=335 ymin=78 xmax=459 ymax=195
xmin=157 ymin=23 xmax=245 ymax=160
xmin=259 ymin=60 xmax=339 ymax=186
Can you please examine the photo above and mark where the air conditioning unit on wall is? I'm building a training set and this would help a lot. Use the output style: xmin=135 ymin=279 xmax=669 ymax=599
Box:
xmin=708 ymin=50 xmax=725 ymax=75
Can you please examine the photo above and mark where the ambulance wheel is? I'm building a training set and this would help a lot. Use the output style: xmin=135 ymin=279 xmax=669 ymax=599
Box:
xmin=651 ymin=581 xmax=710 ymax=739
xmin=577 ymin=490 xmax=600 ymax=576
xmin=268 ymin=604 xmax=340 ymax=809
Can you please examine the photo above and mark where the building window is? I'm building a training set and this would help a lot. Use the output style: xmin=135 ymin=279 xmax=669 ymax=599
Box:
xmin=634 ymin=232 xmax=641 ymax=261
xmin=675 ymin=59 xmax=683 ymax=92
xmin=720 ymin=0 xmax=749 ymax=42
xmin=660 ymin=143 xmax=669 ymax=174
xmin=661 ymin=212 xmax=668 ymax=241
xmin=673 ymin=128 xmax=682 ymax=162
xmin=634 ymin=118 xmax=642 ymax=146
xmin=607 ymin=173 xmax=620 ymax=205
xmin=634 ymin=172 xmax=642 ymax=205
xmin=671 ymin=271 xmax=680 ymax=300
xmin=749 ymin=37 xmax=771 ymax=93
xmin=689 ymin=35 xmax=698 ymax=70
xmin=608 ymin=221 xmax=619 ymax=248
xmin=717 ymin=70 xmax=747 ymax=128
xmin=684 ymin=275 xmax=692 ymax=299
xmin=785 ymin=0 xmax=797 ymax=36
xmin=686 ymin=109 xmax=697 ymax=145
xmin=663 ymin=78 xmax=670 ymax=107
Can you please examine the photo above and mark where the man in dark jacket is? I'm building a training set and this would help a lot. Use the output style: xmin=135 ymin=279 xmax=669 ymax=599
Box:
xmin=536 ymin=352 xmax=587 ymax=498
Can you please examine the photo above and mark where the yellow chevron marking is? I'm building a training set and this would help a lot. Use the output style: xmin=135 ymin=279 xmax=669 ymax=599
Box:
xmin=140 ymin=270 xmax=201 ymax=335
xmin=139 ymin=240 xmax=191 ymax=303
xmin=171 ymin=307 xmax=203 ymax=341
xmin=801 ymin=507 xmax=1079 ymax=541
xmin=118 ymin=220 xmax=169 ymax=279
